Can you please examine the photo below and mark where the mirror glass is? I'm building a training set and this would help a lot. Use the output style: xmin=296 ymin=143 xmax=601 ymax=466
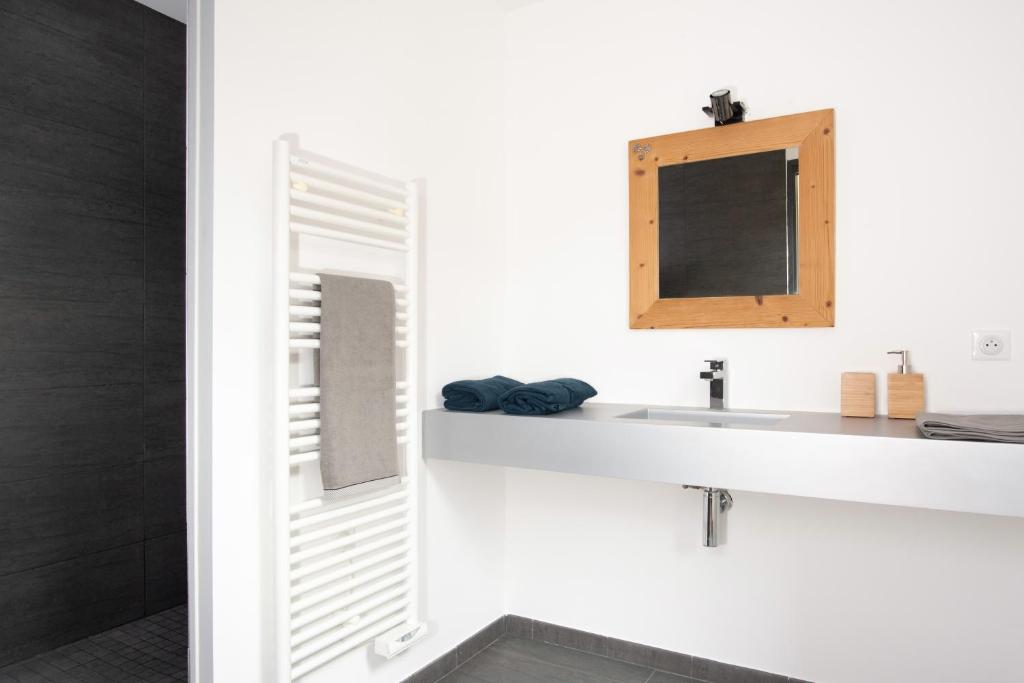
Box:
xmin=657 ymin=147 xmax=799 ymax=299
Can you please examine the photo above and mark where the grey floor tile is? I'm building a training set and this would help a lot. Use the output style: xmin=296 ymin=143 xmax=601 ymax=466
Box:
xmin=496 ymin=637 xmax=651 ymax=682
xmin=404 ymin=649 xmax=458 ymax=683
xmin=1 ymin=668 xmax=48 ymax=683
xmin=457 ymin=637 xmax=652 ymax=683
xmin=504 ymin=615 xmax=533 ymax=640
xmin=604 ymin=636 xmax=693 ymax=676
xmin=439 ymin=669 xmax=488 ymax=683
xmin=0 ymin=605 xmax=187 ymax=682
xmin=456 ymin=617 xmax=505 ymax=666
xmin=692 ymin=657 xmax=789 ymax=683
xmin=532 ymin=621 xmax=609 ymax=658
xmin=647 ymin=672 xmax=704 ymax=683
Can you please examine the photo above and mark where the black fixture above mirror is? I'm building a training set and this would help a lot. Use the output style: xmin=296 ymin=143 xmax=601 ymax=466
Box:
xmin=702 ymin=88 xmax=745 ymax=126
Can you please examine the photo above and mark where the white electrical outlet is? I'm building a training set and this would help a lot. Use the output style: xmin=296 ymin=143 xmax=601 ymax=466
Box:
xmin=972 ymin=330 xmax=1011 ymax=361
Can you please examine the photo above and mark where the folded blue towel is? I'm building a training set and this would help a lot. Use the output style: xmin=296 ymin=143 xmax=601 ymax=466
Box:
xmin=443 ymin=375 xmax=523 ymax=412
xmin=498 ymin=378 xmax=597 ymax=416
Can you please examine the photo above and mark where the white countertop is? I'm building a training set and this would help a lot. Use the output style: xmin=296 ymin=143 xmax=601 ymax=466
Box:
xmin=422 ymin=403 xmax=1024 ymax=518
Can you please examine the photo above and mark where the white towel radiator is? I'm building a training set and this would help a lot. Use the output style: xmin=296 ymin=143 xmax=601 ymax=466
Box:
xmin=272 ymin=138 xmax=424 ymax=681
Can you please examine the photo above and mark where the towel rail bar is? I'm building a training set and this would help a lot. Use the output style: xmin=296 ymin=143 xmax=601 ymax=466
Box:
xmin=289 ymin=339 xmax=409 ymax=349
xmin=290 ymin=206 xmax=408 ymax=241
xmin=290 ymin=557 xmax=409 ymax=614
xmin=289 ymin=518 xmax=408 ymax=565
xmin=290 ymin=544 xmax=410 ymax=597
xmin=291 ymin=586 xmax=410 ymax=648
xmin=289 ymin=271 xmax=409 ymax=293
xmin=290 ymin=490 xmax=408 ymax=531
xmin=289 ymin=419 xmax=320 ymax=432
xmin=291 ymin=602 xmax=409 ymax=665
xmin=289 ymin=305 xmax=321 ymax=317
xmin=290 ymin=222 xmax=409 ymax=252
xmin=289 ymin=610 xmax=410 ymax=679
xmin=290 ymin=530 xmax=408 ymax=581
xmin=290 ymin=155 xmax=408 ymax=195
xmin=291 ymin=571 xmax=410 ymax=630
xmin=289 ymin=482 xmax=407 ymax=517
xmin=289 ymin=172 xmax=406 ymax=211
xmin=287 ymin=385 xmax=406 ymax=401
xmin=289 ymin=189 xmax=407 ymax=227
xmin=289 ymin=434 xmax=405 ymax=452
xmin=288 ymin=289 xmax=322 ymax=301
xmin=290 ymin=484 xmax=407 ymax=521
xmin=289 ymin=504 xmax=409 ymax=549
xmin=288 ymin=322 xmax=407 ymax=336
xmin=289 ymin=435 xmax=320 ymax=449
xmin=289 ymin=451 xmax=320 ymax=466
xmin=290 ymin=561 xmax=409 ymax=614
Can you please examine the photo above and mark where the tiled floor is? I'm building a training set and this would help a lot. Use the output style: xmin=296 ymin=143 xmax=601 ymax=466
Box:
xmin=439 ymin=635 xmax=701 ymax=683
xmin=0 ymin=606 xmax=187 ymax=683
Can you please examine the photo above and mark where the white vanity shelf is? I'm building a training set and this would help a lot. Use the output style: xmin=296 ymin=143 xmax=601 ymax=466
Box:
xmin=423 ymin=404 xmax=1024 ymax=519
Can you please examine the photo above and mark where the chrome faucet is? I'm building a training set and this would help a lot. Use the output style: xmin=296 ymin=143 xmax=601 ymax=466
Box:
xmin=699 ymin=359 xmax=725 ymax=410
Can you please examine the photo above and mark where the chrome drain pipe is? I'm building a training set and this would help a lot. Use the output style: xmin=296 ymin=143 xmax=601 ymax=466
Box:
xmin=685 ymin=486 xmax=734 ymax=547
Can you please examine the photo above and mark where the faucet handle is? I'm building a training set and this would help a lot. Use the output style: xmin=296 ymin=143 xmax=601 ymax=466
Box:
xmin=704 ymin=359 xmax=725 ymax=371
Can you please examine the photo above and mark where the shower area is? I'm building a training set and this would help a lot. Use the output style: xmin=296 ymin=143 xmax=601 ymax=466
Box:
xmin=0 ymin=0 xmax=187 ymax=680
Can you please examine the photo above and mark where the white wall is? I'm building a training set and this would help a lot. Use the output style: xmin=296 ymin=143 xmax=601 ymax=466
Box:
xmin=501 ymin=1 xmax=1024 ymax=681
xmin=199 ymin=1 xmax=508 ymax=680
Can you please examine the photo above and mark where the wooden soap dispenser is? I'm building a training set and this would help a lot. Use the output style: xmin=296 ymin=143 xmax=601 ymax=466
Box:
xmin=886 ymin=350 xmax=925 ymax=419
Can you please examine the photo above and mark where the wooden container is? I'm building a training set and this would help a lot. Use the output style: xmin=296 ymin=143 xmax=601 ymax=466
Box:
xmin=885 ymin=350 xmax=925 ymax=419
xmin=841 ymin=372 xmax=876 ymax=417
xmin=887 ymin=373 xmax=925 ymax=419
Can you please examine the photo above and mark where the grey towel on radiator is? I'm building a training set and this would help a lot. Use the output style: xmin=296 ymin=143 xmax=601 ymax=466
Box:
xmin=916 ymin=413 xmax=1024 ymax=443
xmin=318 ymin=274 xmax=399 ymax=489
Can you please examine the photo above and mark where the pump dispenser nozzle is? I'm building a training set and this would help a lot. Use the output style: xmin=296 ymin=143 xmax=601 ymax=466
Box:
xmin=887 ymin=350 xmax=910 ymax=374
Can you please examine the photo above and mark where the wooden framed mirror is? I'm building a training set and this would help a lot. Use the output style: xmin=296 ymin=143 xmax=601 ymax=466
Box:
xmin=629 ymin=109 xmax=834 ymax=328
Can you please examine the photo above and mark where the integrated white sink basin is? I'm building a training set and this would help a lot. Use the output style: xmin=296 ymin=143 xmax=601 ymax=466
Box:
xmin=617 ymin=407 xmax=790 ymax=426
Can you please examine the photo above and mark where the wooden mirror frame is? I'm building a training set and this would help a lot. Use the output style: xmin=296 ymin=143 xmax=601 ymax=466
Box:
xmin=629 ymin=109 xmax=835 ymax=329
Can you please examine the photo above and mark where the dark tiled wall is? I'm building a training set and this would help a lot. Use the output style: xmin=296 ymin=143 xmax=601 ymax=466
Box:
xmin=0 ymin=0 xmax=185 ymax=666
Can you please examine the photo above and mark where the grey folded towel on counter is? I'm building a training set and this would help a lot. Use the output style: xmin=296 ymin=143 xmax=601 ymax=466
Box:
xmin=318 ymin=274 xmax=399 ymax=490
xmin=916 ymin=413 xmax=1024 ymax=443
